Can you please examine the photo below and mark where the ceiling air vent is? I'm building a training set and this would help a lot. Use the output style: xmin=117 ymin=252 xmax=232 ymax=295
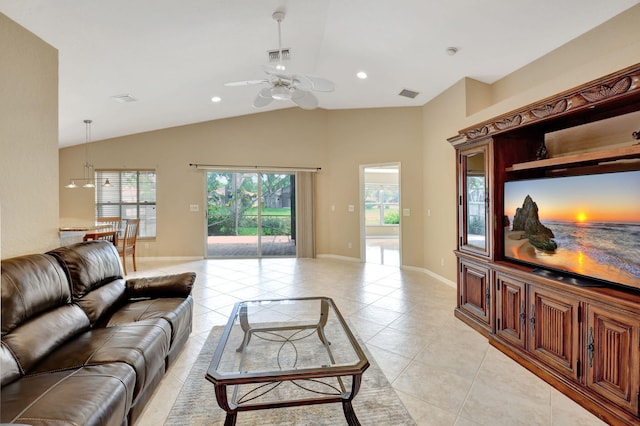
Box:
xmin=111 ymin=94 xmax=138 ymax=103
xmin=398 ymin=89 xmax=420 ymax=99
xmin=268 ymin=48 xmax=291 ymax=62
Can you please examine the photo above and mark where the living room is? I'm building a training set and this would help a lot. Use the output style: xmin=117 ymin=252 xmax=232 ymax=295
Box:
xmin=2 ymin=3 xmax=640 ymax=425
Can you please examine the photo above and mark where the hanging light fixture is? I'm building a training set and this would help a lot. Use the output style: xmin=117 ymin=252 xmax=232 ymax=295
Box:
xmin=65 ymin=119 xmax=96 ymax=189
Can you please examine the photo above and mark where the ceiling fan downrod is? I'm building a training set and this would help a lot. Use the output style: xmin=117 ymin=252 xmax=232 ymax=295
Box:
xmin=273 ymin=11 xmax=286 ymax=70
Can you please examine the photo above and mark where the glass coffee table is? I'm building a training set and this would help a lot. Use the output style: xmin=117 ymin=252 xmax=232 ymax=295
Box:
xmin=206 ymin=297 xmax=369 ymax=425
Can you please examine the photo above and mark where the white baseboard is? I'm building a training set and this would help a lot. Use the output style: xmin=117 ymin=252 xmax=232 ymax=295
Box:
xmin=137 ymin=256 xmax=204 ymax=262
xmin=316 ymin=254 xmax=362 ymax=263
xmin=400 ymin=264 xmax=456 ymax=288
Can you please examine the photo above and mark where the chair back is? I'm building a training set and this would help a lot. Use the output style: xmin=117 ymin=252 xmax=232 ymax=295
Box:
xmin=121 ymin=218 xmax=140 ymax=251
xmin=97 ymin=216 xmax=121 ymax=232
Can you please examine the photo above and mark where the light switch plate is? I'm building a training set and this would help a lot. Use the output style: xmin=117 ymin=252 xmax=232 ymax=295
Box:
xmin=403 ymin=208 xmax=410 ymax=216
xmin=190 ymin=204 xmax=199 ymax=212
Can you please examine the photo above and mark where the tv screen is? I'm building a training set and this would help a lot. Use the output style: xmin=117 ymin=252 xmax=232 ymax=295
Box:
xmin=503 ymin=170 xmax=640 ymax=291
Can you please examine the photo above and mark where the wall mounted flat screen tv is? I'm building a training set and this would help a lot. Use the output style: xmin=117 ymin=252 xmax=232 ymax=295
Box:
xmin=503 ymin=170 xmax=640 ymax=292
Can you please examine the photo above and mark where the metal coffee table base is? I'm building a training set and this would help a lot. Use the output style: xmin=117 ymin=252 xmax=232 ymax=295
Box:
xmin=214 ymin=374 xmax=363 ymax=426
xmin=207 ymin=298 xmax=369 ymax=425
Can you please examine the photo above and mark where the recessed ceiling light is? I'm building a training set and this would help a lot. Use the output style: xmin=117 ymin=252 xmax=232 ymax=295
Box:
xmin=111 ymin=94 xmax=138 ymax=103
xmin=211 ymin=96 xmax=222 ymax=103
xmin=356 ymin=71 xmax=368 ymax=79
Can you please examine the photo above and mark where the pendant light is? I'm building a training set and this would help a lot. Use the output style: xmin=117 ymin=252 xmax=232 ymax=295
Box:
xmin=64 ymin=119 xmax=96 ymax=189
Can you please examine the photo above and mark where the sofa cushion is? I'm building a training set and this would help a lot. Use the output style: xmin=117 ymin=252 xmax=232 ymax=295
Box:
xmin=29 ymin=319 xmax=171 ymax=399
xmin=1 ymin=363 xmax=136 ymax=426
xmin=2 ymin=304 xmax=89 ymax=379
xmin=47 ymin=240 xmax=123 ymax=299
xmin=1 ymin=254 xmax=71 ymax=335
xmin=77 ymin=279 xmax=128 ymax=326
xmin=126 ymin=272 xmax=195 ymax=298
xmin=106 ymin=296 xmax=193 ymax=347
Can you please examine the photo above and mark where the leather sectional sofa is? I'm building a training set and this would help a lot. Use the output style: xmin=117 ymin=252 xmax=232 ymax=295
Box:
xmin=1 ymin=240 xmax=195 ymax=425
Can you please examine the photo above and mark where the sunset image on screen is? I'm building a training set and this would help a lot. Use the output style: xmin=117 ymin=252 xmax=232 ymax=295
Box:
xmin=504 ymin=171 xmax=640 ymax=224
xmin=503 ymin=170 xmax=640 ymax=290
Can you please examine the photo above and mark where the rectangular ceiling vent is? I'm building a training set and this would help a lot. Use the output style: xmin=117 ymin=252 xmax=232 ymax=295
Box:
xmin=398 ymin=89 xmax=420 ymax=99
xmin=268 ymin=48 xmax=291 ymax=62
xmin=111 ymin=94 xmax=138 ymax=103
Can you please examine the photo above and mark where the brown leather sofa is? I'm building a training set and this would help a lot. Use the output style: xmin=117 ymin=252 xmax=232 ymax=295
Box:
xmin=1 ymin=240 xmax=195 ymax=426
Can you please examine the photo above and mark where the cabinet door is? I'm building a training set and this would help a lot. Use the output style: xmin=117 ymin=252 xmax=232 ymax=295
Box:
xmin=495 ymin=274 xmax=526 ymax=349
xmin=458 ymin=142 xmax=492 ymax=258
xmin=586 ymin=304 xmax=640 ymax=415
xmin=458 ymin=258 xmax=492 ymax=327
xmin=528 ymin=286 xmax=580 ymax=380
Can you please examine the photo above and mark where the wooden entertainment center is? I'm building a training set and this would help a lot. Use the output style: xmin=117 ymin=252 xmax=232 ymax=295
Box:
xmin=449 ymin=63 xmax=640 ymax=425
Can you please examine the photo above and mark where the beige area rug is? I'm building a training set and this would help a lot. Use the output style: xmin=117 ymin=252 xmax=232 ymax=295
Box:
xmin=165 ymin=325 xmax=416 ymax=425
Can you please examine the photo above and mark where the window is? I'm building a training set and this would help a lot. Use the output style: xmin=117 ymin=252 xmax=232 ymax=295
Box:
xmin=364 ymin=183 xmax=399 ymax=226
xmin=96 ymin=170 xmax=156 ymax=238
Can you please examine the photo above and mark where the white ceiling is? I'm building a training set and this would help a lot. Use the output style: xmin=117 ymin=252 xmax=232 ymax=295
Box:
xmin=1 ymin=0 xmax=638 ymax=147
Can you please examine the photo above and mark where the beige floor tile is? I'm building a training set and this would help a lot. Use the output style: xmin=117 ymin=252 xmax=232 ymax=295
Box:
xmin=393 ymin=360 xmax=474 ymax=412
xmin=550 ymin=389 xmax=607 ymax=426
xmin=130 ymin=258 xmax=606 ymax=425
xmin=365 ymin=343 xmax=413 ymax=383
xmin=396 ymin=389 xmax=458 ymax=426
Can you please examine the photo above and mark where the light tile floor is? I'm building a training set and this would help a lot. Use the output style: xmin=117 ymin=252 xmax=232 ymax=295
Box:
xmin=133 ymin=257 xmax=606 ymax=426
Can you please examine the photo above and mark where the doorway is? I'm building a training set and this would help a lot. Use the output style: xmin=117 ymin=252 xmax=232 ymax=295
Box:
xmin=361 ymin=163 xmax=401 ymax=266
xmin=206 ymin=171 xmax=296 ymax=257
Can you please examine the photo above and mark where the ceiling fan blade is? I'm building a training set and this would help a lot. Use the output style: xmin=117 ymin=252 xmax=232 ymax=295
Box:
xmin=224 ymin=79 xmax=268 ymax=87
xmin=291 ymin=90 xmax=318 ymax=110
xmin=252 ymin=87 xmax=274 ymax=108
xmin=262 ymin=64 xmax=289 ymax=79
xmin=305 ymin=75 xmax=334 ymax=92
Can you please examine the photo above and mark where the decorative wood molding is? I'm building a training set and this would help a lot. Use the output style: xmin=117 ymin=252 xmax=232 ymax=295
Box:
xmin=451 ymin=63 xmax=640 ymax=142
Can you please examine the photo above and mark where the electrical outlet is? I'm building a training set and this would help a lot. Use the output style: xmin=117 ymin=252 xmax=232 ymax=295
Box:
xmin=348 ymin=242 xmax=352 ymax=249
xmin=440 ymin=258 xmax=445 ymax=267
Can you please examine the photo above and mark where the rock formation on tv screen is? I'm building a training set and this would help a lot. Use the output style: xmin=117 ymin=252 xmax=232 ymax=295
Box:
xmin=512 ymin=195 xmax=557 ymax=252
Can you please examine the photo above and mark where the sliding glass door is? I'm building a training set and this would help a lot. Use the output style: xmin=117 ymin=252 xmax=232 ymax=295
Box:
xmin=206 ymin=172 xmax=296 ymax=257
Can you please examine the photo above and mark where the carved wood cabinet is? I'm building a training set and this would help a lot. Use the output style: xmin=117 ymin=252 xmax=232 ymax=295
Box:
xmin=450 ymin=63 xmax=640 ymax=425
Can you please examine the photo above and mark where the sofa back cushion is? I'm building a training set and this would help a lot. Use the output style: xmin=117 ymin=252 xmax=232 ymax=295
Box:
xmin=47 ymin=241 xmax=127 ymax=325
xmin=1 ymin=254 xmax=71 ymax=336
xmin=1 ymin=254 xmax=90 ymax=385
xmin=47 ymin=241 xmax=124 ymax=298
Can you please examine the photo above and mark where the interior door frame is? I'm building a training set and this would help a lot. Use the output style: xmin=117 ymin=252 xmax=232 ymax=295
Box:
xmin=359 ymin=162 xmax=402 ymax=266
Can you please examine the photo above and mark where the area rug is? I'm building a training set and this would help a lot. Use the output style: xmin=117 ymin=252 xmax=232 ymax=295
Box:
xmin=165 ymin=325 xmax=416 ymax=425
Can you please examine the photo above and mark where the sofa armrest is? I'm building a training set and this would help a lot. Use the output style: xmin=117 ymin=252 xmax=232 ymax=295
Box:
xmin=125 ymin=272 xmax=195 ymax=298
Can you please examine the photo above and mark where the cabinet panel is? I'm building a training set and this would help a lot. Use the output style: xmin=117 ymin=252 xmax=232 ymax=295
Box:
xmin=458 ymin=142 xmax=492 ymax=258
xmin=459 ymin=258 xmax=491 ymax=327
xmin=529 ymin=286 xmax=580 ymax=380
xmin=495 ymin=274 xmax=526 ymax=348
xmin=586 ymin=304 xmax=640 ymax=415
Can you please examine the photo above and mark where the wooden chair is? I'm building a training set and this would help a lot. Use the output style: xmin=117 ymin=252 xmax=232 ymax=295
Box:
xmin=97 ymin=216 xmax=122 ymax=231
xmin=95 ymin=217 xmax=122 ymax=245
xmin=117 ymin=218 xmax=139 ymax=275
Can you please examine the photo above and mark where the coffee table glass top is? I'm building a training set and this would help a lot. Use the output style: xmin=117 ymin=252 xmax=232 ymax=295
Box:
xmin=207 ymin=297 xmax=368 ymax=383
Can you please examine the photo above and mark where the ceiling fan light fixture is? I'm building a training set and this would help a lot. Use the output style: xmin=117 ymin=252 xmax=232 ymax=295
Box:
xmin=271 ymin=85 xmax=292 ymax=100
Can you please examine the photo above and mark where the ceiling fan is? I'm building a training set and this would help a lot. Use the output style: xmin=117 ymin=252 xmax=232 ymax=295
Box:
xmin=224 ymin=10 xmax=335 ymax=110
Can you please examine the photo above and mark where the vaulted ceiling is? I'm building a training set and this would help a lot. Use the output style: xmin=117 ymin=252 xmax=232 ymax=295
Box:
xmin=1 ymin=0 xmax=637 ymax=146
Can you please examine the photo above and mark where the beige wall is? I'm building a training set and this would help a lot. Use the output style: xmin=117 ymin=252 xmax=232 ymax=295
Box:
xmin=0 ymin=13 xmax=59 ymax=259
xmin=60 ymin=109 xmax=329 ymax=257
xmin=60 ymin=107 xmax=425 ymax=265
xmin=323 ymin=108 xmax=423 ymax=267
